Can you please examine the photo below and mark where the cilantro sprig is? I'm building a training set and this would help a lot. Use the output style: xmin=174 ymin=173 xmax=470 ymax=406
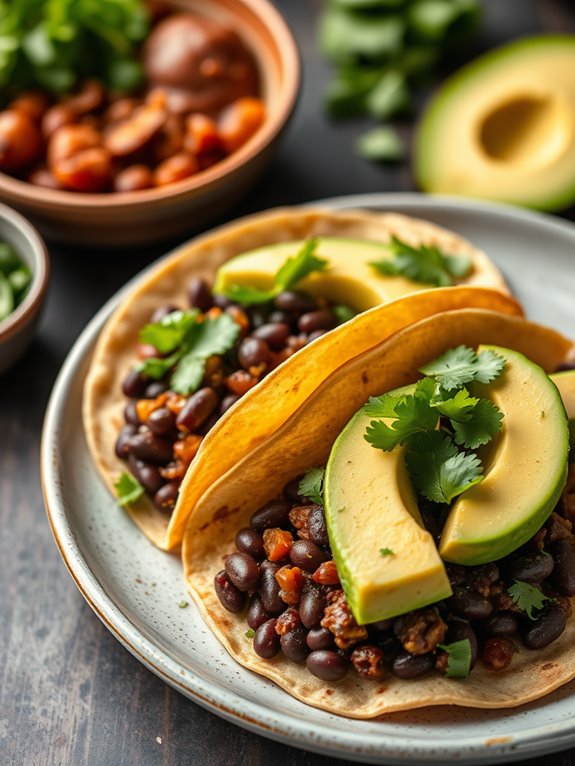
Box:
xmin=438 ymin=639 xmax=472 ymax=679
xmin=217 ymin=239 xmax=329 ymax=306
xmin=298 ymin=467 xmax=325 ymax=506
xmin=136 ymin=309 xmax=240 ymax=396
xmin=507 ymin=580 xmax=554 ymax=620
xmin=114 ymin=472 xmax=144 ymax=507
xmin=420 ymin=345 xmax=505 ymax=392
xmin=370 ymin=236 xmax=472 ymax=287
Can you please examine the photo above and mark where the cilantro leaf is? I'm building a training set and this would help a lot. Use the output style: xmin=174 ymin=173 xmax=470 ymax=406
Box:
xmin=221 ymin=283 xmax=277 ymax=306
xmin=452 ymin=398 xmax=504 ymax=449
xmin=406 ymin=434 xmax=483 ymax=504
xmin=438 ymin=639 xmax=472 ymax=679
xmin=370 ymin=236 xmax=472 ymax=287
xmin=136 ymin=353 xmax=178 ymax=380
xmin=379 ymin=548 xmax=394 ymax=557
xmin=431 ymin=387 xmax=478 ymax=422
xmin=245 ymin=628 xmax=255 ymax=639
xmin=363 ymin=392 xmax=403 ymax=418
xmin=114 ymin=472 xmax=144 ymax=507
xmin=333 ymin=305 xmax=357 ymax=325
xmin=420 ymin=345 xmax=506 ymax=392
xmin=139 ymin=310 xmax=199 ymax=354
xmin=298 ymin=467 xmax=325 ymax=506
xmin=364 ymin=385 xmax=438 ymax=451
xmin=507 ymin=580 xmax=553 ymax=620
xmin=170 ymin=355 xmax=206 ymax=395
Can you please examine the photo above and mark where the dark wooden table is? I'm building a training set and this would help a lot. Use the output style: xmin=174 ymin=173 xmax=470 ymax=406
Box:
xmin=3 ymin=2 xmax=575 ymax=765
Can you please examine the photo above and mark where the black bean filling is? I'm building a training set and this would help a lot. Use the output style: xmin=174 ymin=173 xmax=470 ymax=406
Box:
xmin=214 ymin=465 xmax=575 ymax=683
xmin=116 ymin=278 xmax=352 ymax=514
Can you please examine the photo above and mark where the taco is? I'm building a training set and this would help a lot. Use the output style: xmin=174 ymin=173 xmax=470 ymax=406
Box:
xmin=183 ymin=308 xmax=575 ymax=717
xmin=83 ymin=207 xmax=512 ymax=551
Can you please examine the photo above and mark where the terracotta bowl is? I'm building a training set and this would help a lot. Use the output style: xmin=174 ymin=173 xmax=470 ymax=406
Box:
xmin=0 ymin=203 xmax=50 ymax=375
xmin=0 ymin=0 xmax=300 ymax=248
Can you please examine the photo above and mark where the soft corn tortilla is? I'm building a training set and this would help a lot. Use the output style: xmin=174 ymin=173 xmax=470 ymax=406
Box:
xmin=183 ymin=309 xmax=575 ymax=717
xmin=83 ymin=206 xmax=512 ymax=550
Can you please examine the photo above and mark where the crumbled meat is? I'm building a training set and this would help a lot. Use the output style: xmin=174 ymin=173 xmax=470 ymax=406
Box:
xmin=546 ymin=512 xmax=573 ymax=543
xmin=275 ymin=607 xmax=301 ymax=635
xmin=350 ymin=645 xmax=386 ymax=680
xmin=321 ymin=589 xmax=368 ymax=650
xmin=288 ymin=504 xmax=329 ymax=548
xmin=394 ymin=609 xmax=447 ymax=655
xmin=560 ymin=467 xmax=575 ymax=524
xmin=470 ymin=563 xmax=499 ymax=598
xmin=528 ymin=527 xmax=548 ymax=551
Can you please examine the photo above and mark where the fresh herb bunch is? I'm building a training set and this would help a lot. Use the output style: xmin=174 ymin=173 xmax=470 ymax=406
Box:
xmin=319 ymin=0 xmax=481 ymax=161
xmin=370 ymin=235 xmax=472 ymax=286
xmin=364 ymin=345 xmax=505 ymax=504
xmin=0 ymin=0 xmax=150 ymax=97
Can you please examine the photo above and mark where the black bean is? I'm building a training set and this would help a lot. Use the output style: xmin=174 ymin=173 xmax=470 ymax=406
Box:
xmin=153 ymin=481 xmax=179 ymax=512
xmin=213 ymin=294 xmax=232 ymax=309
xmin=176 ymin=387 xmax=219 ymax=432
xmin=447 ymin=618 xmax=478 ymax=667
xmin=391 ymin=651 xmax=434 ymax=679
xmin=127 ymin=431 xmax=173 ymax=464
xmin=238 ymin=337 xmax=270 ymax=370
xmin=150 ymin=304 xmax=179 ymax=324
xmin=115 ymin=424 xmax=137 ymax=459
xmin=522 ymin=604 xmax=567 ymax=650
xmin=299 ymin=587 xmax=326 ymax=629
xmin=449 ymin=586 xmax=493 ymax=620
xmin=298 ymin=310 xmax=337 ymax=335
xmin=307 ymin=330 xmax=326 ymax=342
xmin=484 ymin=611 xmax=519 ymax=637
xmin=199 ymin=412 xmax=219 ymax=436
xmin=260 ymin=559 xmax=281 ymax=576
xmin=306 ymin=628 xmax=335 ymax=651
xmin=281 ymin=627 xmax=309 ymax=663
xmin=250 ymin=499 xmax=291 ymax=531
xmin=260 ymin=563 xmax=285 ymax=614
xmin=247 ymin=595 xmax=269 ymax=631
xmin=235 ymin=527 xmax=265 ymax=560
xmin=268 ymin=310 xmax=293 ymax=325
xmin=124 ymin=400 xmax=141 ymax=425
xmin=220 ymin=394 xmax=240 ymax=415
xmin=551 ymin=539 xmax=575 ymax=596
xmin=147 ymin=406 xmax=176 ymax=436
xmin=144 ymin=381 xmax=169 ymax=399
xmin=187 ymin=277 xmax=213 ymax=312
xmin=290 ymin=540 xmax=328 ymax=572
xmin=508 ymin=552 xmax=554 ymax=583
xmin=122 ymin=368 xmax=148 ymax=398
xmin=248 ymin=306 xmax=269 ymax=329
xmin=369 ymin=618 xmax=394 ymax=634
xmin=214 ymin=570 xmax=246 ymax=613
xmin=252 ymin=322 xmax=290 ymax=350
xmin=253 ymin=619 xmax=280 ymax=658
xmin=306 ymin=505 xmax=330 ymax=548
xmin=283 ymin=477 xmax=305 ymax=503
xmin=307 ymin=650 xmax=348 ymax=681
xmin=127 ymin=454 xmax=163 ymax=495
xmin=224 ymin=552 xmax=260 ymax=592
xmin=274 ymin=290 xmax=317 ymax=314
xmin=477 ymin=562 xmax=500 ymax=584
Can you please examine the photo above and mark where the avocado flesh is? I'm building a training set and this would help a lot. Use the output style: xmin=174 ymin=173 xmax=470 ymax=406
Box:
xmin=552 ymin=370 xmax=575 ymax=447
xmin=214 ymin=237 xmax=440 ymax=310
xmin=416 ymin=36 xmax=575 ymax=211
xmin=439 ymin=346 xmax=570 ymax=565
xmin=324 ymin=399 xmax=452 ymax=625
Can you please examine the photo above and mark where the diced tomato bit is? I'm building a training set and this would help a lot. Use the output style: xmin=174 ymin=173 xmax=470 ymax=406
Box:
xmin=312 ymin=560 xmax=340 ymax=586
xmin=205 ymin=306 xmax=222 ymax=320
xmin=173 ymin=433 xmax=203 ymax=466
xmin=203 ymin=355 xmax=224 ymax=388
xmin=263 ymin=528 xmax=293 ymax=562
xmin=160 ymin=459 xmax=186 ymax=480
xmin=226 ymin=305 xmax=250 ymax=337
xmin=226 ymin=370 xmax=257 ymax=395
xmin=185 ymin=113 xmax=223 ymax=155
xmin=136 ymin=392 xmax=169 ymax=422
xmin=275 ymin=565 xmax=305 ymax=604
xmin=166 ymin=393 xmax=187 ymax=415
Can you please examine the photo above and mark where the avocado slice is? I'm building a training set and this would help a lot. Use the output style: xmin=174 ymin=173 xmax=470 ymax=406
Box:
xmin=552 ymin=370 xmax=575 ymax=447
xmin=324 ymin=397 xmax=452 ymax=625
xmin=214 ymin=237 xmax=447 ymax=310
xmin=439 ymin=346 xmax=570 ymax=565
xmin=415 ymin=36 xmax=575 ymax=211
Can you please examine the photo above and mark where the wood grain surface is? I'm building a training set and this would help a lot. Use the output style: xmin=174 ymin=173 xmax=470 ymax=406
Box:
xmin=2 ymin=1 xmax=575 ymax=765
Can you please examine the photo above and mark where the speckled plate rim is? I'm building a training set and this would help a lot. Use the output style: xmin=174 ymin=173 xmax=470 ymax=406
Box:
xmin=41 ymin=193 xmax=575 ymax=765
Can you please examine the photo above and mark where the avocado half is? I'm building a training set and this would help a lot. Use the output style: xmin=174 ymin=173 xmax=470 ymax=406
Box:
xmin=415 ymin=36 xmax=575 ymax=211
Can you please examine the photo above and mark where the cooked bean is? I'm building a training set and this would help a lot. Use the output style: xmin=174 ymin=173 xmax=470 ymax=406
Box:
xmin=177 ymin=387 xmax=219 ymax=431
xmin=0 ymin=110 xmax=42 ymax=171
xmin=298 ymin=310 xmax=337 ymax=335
xmin=391 ymin=650 xmax=434 ymax=679
xmin=307 ymin=330 xmax=326 ymax=343
xmin=127 ymin=431 xmax=173 ymax=464
xmin=447 ymin=618 xmax=478 ymax=667
xmin=64 ymin=80 xmax=105 ymax=115
xmin=185 ymin=113 xmax=222 ymax=155
xmin=249 ymin=499 xmax=291 ymax=531
xmin=290 ymin=540 xmax=328 ymax=572
xmin=147 ymin=407 xmax=176 ymax=436
xmin=153 ymin=481 xmax=179 ymax=512
xmin=274 ymin=291 xmax=317 ymax=314
xmin=306 ymin=650 xmax=349 ymax=681
xmin=214 ymin=570 xmax=246 ymax=613
xmin=253 ymin=619 xmax=281 ymax=659
xmin=225 ymin=370 xmax=257 ymax=395
xmin=104 ymin=102 xmax=167 ymax=156
xmin=10 ymin=91 xmax=49 ymax=121
xmin=238 ymin=337 xmax=270 ymax=370
xmin=154 ymin=152 xmax=198 ymax=186
xmin=522 ymin=604 xmax=567 ymax=650
xmin=225 ymin=552 xmax=260 ymax=592
xmin=306 ymin=505 xmax=330 ymax=548
xmin=306 ymin=628 xmax=335 ymax=651
xmin=115 ymin=424 xmax=137 ymax=459
xmin=247 ymin=306 xmax=268 ymax=329
xmin=42 ymin=105 xmax=77 ymax=139
xmin=299 ymin=587 xmax=326 ymax=629
xmin=199 ymin=413 xmax=219 ymax=436
xmin=260 ymin=563 xmax=284 ymax=614
xmin=114 ymin=164 xmax=154 ymax=192
xmin=281 ymin=627 xmax=309 ymax=663
xmin=235 ymin=527 xmax=265 ymax=560
xmin=187 ymin=277 xmax=213 ymax=312
xmin=252 ymin=322 xmax=290 ymax=351
xmin=153 ymin=113 xmax=185 ymax=162
xmin=128 ymin=454 xmax=163 ymax=495
xmin=122 ymin=369 xmax=148 ymax=398
xmin=247 ymin=595 xmax=269 ymax=631
xmin=508 ymin=552 xmax=554 ymax=583
xmin=218 ymin=97 xmax=265 ymax=154
xmin=482 ymin=637 xmax=514 ymax=670
xmin=369 ymin=619 xmax=394 ymax=634
xmin=551 ymin=539 xmax=575 ymax=596
xmin=105 ymin=98 xmax=139 ymax=125
xmin=124 ymin=400 xmax=142 ymax=425
xmin=484 ymin=611 xmax=519 ymax=637
xmin=268 ymin=310 xmax=293 ymax=325
xmin=283 ymin=477 xmax=305 ymax=503
xmin=144 ymin=381 xmax=170 ymax=399
xmin=449 ymin=586 xmax=493 ymax=620
xmin=220 ymin=394 xmax=240 ymax=415
xmin=52 ymin=146 xmax=112 ymax=192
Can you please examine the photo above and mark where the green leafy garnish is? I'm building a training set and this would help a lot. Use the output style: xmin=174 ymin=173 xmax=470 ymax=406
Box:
xmin=245 ymin=628 xmax=255 ymax=639
xmin=333 ymin=305 xmax=357 ymax=325
xmin=114 ymin=472 xmax=144 ymax=507
xmin=452 ymin=397 xmax=504 ymax=449
xmin=218 ymin=239 xmax=329 ymax=306
xmin=355 ymin=125 xmax=405 ymax=163
xmin=507 ymin=580 xmax=554 ymax=620
xmin=438 ymin=639 xmax=472 ymax=679
xmin=298 ymin=467 xmax=325 ymax=506
xmin=364 ymin=380 xmax=438 ymax=451
xmin=420 ymin=345 xmax=506 ymax=391
xmin=178 ymin=600 xmax=189 ymax=609
xmin=140 ymin=310 xmax=199 ymax=354
xmin=370 ymin=236 xmax=472 ymax=287
xmin=379 ymin=547 xmax=394 ymax=557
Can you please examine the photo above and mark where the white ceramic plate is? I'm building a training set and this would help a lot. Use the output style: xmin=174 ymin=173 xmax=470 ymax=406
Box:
xmin=41 ymin=194 xmax=575 ymax=765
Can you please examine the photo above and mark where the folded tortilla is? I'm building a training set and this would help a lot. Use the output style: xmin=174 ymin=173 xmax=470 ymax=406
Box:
xmin=183 ymin=308 xmax=574 ymax=717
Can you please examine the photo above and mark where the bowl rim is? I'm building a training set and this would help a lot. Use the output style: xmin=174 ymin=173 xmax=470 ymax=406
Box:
xmin=0 ymin=202 xmax=50 ymax=341
xmin=0 ymin=0 xmax=301 ymax=211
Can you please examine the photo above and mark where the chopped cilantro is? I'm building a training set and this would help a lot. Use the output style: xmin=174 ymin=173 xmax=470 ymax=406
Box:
xmin=420 ymin=345 xmax=505 ymax=392
xmin=364 ymin=382 xmax=438 ymax=452
xmin=507 ymin=580 xmax=554 ymax=620
xmin=333 ymin=304 xmax=357 ymax=325
xmin=369 ymin=236 xmax=472 ymax=287
xmin=178 ymin=600 xmax=189 ymax=609
xmin=438 ymin=639 xmax=472 ymax=679
xmin=114 ymin=473 xmax=144 ymax=507
xmin=452 ymin=397 xmax=504 ymax=449
xmin=379 ymin=548 xmax=394 ymax=557
xmin=140 ymin=310 xmax=199 ymax=354
xmin=245 ymin=628 xmax=255 ymax=639
xmin=431 ymin=387 xmax=478 ymax=422
xmin=298 ymin=467 xmax=325 ymax=506
xmin=218 ymin=239 xmax=329 ymax=306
